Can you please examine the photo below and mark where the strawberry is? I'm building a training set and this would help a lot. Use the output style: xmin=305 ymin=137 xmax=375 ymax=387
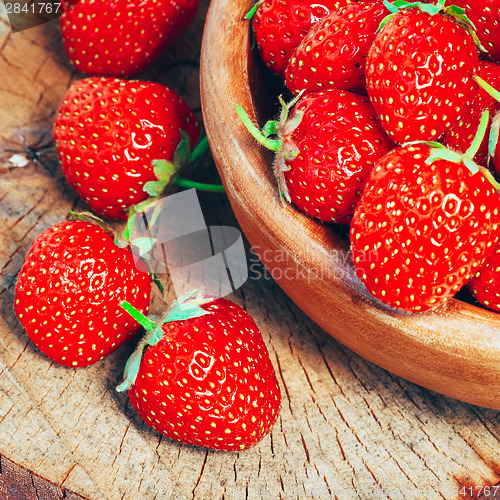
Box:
xmin=442 ymin=61 xmax=500 ymax=167
xmin=60 ymin=0 xmax=198 ymax=77
xmin=451 ymin=0 xmax=500 ymax=63
xmin=250 ymin=0 xmax=345 ymax=77
xmin=469 ymin=243 xmax=500 ymax=311
xmin=117 ymin=293 xmax=281 ymax=451
xmin=237 ymin=89 xmax=393 ymax=223
xmin=350 ymin=141 xmax=500 ymax=311
xmin=286 ymin=0 xmax=388 ymax=95
xmin=52 ymin=77 xmax=201 ymax=221
xmin=14 ymin=218 xmax=151 ymax=367
xmin=365 ymin=0 xmax=480 ymax=144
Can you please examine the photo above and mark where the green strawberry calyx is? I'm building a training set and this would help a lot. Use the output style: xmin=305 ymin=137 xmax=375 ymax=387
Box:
xmin=421 ymin=109 xmax=500 ymax=193
xmin=472 ymin=75 xmax=500 ymax=163
xmin=235 ymin=92 xmax=304 ymax=203
xmin=116 ymin=289 xmax=215 ymax=392
xmin=379 ymin=0 xmax=484 ymax=51
xmin=143 ymin=131 xmax=225 ymax=198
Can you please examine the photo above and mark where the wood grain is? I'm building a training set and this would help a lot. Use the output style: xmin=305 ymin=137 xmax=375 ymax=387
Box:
xmin=0 ymin=455 xmax=87 ymax=500
xmin=0 ymin=1 xmax=500 ymax=499
xmin=200 ymin=0 xmax=500 ymax=410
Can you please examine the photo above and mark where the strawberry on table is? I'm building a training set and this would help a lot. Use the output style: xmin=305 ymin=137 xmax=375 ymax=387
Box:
xmin=286 ymin=0 xmax=388 ymax=95
xmin=237 ymin=89 xmax=393 ymax=223
xmin=249 ymin=0 xmax=344 ymax=78
xmin=52 ymin=77 xmax=201 ymax=221
xmin=60 ymin=0 xmax=199 ymax=77
xmin=365 ymin=0 xmax=480 ymax=144
xmin=350 ymin=130 xmax=500 ymax=312
xmin=14 ymin=218 xmax=151 ymax=367
xmin=117 ymin=292 xmax=281 ymax=451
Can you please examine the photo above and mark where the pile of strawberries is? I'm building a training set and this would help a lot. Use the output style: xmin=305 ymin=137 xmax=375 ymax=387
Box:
xmin=246 ymin=0 xmax=500 ymax=312
xmin=13 ymin=0 xmax=282 ymax=452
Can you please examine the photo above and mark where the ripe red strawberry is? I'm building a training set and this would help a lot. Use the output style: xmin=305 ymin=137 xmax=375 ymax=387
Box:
xmin=350 ymin=143 xmax=500 ymax=311
xmin=117 ymin=294 xmax=281 ymax=451
xmin=14 ymin=219 xmax=151 ymax=367
xmin=442 ymin=61 xmax=500 ymax=166
xmin=469 ymin=243 xmax=500 ymax=311
xmin=53 ymin=77 xmax=201 ymax=220
xmin=365 ymin=0 xmax=480 ymax=144
xmin=237 ymin=89 xmax=393 ymax=223
xmin=60 ymin=0 xmax=198 ymax=77
xmin=251 ymin=0 xmax=346 ymax=77
xmin=286 ymin=0 xmax=388 ymax=95
xmin=451 ymin=0 xmax=500 ymax=63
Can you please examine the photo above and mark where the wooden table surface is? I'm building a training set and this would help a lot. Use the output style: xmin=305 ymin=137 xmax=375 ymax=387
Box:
xmin=1 ymin=2 xmax=500 ymax=499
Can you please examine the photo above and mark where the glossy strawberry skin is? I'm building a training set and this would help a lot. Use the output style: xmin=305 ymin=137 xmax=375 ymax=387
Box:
xmin=282 ymin=89 xmax=393 ymax=223
xmin=469 ymin=244 xmax=500 ymax=311
xmin=14 ymin=221 xmax=151 ymax=367
xmin=128 ymin=298 xmax=281 ymax=451
xmin=53 ymin=77 xmax=200 ymax=220
xmin=286 ymin=0 xmax=387 ymax=95
xmin=350 ymin=144 xmax=500 ymax=311
xmin=252 ymin=0 xmax=344 ymax=77
xmin=442 ymin=61 xmax=500 ymax=167
xmin=365 ymin=7 xmax=480 ymax=144
xmin=451 ymin=0 xmax=500 ymax=63
xmin=60 ymin=0 xmax=198 ymax=77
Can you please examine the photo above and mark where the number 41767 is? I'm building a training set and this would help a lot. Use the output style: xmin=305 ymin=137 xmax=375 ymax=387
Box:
xmin=459 ymin=485 xmax=500 ymax=497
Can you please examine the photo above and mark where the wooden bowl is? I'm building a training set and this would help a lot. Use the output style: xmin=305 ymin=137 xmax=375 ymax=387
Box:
xmin=199 ymin=0 xmax=500 ymax=409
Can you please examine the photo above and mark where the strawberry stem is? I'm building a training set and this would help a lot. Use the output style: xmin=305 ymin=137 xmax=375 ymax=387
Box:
xmin=120 ymin=301 xmax=157 ymax=331
xmin=172 ymin=178 xmax=225 ymax=192
xmin=191 ymin=135 xmax=209 ymax=164
xmin=235 ymin=105 xmax=283 ymax=151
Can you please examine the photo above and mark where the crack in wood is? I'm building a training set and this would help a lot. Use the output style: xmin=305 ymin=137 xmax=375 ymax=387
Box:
xmin=191 ymin=450 xmax=208 ymax=498
xmin=299 ymin=432 xmax=310 ymax=463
